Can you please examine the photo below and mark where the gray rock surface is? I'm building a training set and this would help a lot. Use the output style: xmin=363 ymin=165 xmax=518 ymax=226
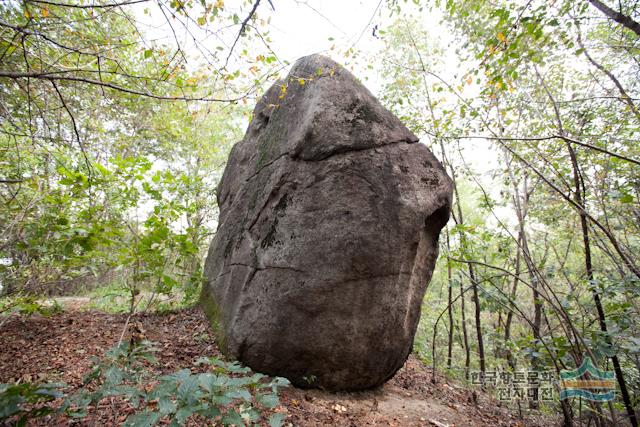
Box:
xmin=201 ymin=54 xmax=453 ymax=391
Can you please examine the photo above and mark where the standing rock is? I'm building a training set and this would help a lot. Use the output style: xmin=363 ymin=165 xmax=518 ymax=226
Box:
xmin=201 ymin=54 xmax=453 ymax=391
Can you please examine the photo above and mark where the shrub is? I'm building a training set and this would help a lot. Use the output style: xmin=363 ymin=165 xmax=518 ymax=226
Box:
xmin=1 ymin=340 xmax=289 ymax=426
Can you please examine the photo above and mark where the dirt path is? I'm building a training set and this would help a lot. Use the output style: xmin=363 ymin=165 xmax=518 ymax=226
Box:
xmin=0 ymin=307 xmax=558 ymax=426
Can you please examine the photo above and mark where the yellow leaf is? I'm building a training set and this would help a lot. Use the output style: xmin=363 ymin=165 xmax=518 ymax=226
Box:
xmin=215 ymin=0 xmax=224 ymax=8
xmin=497 ymin=32 xmax=506 ymax=43
xmin=298 ymin=78 xmax=305 ymax=85
xmin=41 ymin=8 xmax=49 ymax=17
xmin=466 ymin=76 xmax=472 ymax=86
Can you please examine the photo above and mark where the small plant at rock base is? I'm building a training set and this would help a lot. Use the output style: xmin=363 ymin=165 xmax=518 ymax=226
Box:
xmin=123 ymin=357 xmax=290 ymax=427
xmin=302 ymin=374 xmax=318 ymax=386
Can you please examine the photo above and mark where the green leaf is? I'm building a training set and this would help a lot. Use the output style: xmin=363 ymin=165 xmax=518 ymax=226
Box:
xmin=169 ymin=369 xmax=192 ymax=382
xmin=620 ymin=193 xmax=633 ymax=203
xmin=197 ymin=405 xmax=221 ymax=418
xmin=256 ymin=393 xmax=279 ymax=408
xmin=224 ymin=388 xmax=252 ymax=401
xmin=174 ymin=405 xmax=200 ymax=424
xmin=93 ymin=162 xmax=111 ymax=176
xmin=104 ymin=366 xmax=124 ymax=386
xmin=144 ymin=49 xmax=153 ymax=58
xmin=177 ymin=374 xmax=198 ymax=403
xmin=212 ymin=394 xmax=233 ymax=406
xmin=269 ymin=412 xmax=287 ymax=427
xmin=158 ymin=396 xmax=177 ymax=415
xmin=198 ymin=373 xmax=223 ymax=392
xmin=0 ymin=396 xmax=20 ymax=418
xmin=221 ymin=409 xmax=243 ymax=426
xmin=124 ymin=411 xmax=161 ymax=427
xmin=148 ymin=380 xmax=177 ymax=400
xmin=241 ymin=407 xmax=260 ymax=422
xmin=225 ymin=362 xmax=251 ymax=374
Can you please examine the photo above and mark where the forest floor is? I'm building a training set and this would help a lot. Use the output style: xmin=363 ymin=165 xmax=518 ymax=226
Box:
xmin=0 ymin=303 xmax=560 ymax=426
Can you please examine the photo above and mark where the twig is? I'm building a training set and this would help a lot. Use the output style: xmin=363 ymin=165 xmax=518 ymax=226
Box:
xmin=0 ymin=70 xmax=244 ymax=102
xmin=222 ymin=0 xmax=262 ymax=70
xmin=26 ymin=0 xmax=150 ymax=9
xmin=50 ymin=80 xmax=92 ymax=175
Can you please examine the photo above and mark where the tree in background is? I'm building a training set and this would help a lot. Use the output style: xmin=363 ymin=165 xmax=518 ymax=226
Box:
xmin=0 ymin=1 xmax=253 ymax=308
xmin=381 ymin=0 xmax=639 ymax=424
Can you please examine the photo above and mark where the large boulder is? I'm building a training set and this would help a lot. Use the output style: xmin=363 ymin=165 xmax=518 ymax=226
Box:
xmin=201 ymin=54 xmax=453 ymax=391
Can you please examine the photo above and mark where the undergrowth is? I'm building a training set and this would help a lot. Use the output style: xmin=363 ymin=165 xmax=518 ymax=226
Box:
xmin=0 ymin=340 xmax=289 ymax=426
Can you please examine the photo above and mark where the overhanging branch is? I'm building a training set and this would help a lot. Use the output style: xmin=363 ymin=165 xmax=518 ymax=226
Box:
xmin=588 ymin=0 xmax=640 ymax=36
xmin=0 ymin=70 xmax=244 ymax=102
xmin=25 ymin=0 xmax=150 ymax=9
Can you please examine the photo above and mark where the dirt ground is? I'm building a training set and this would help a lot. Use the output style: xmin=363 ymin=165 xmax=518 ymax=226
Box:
xmin=0 ymin=305 xmax=559 ymax=426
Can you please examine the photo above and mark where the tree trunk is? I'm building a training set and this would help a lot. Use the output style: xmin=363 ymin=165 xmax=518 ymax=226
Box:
xmin=565 ymin=141 xmax=637 ymax=427
xmin=460 ymin=278 xmax=471 ymax=378
xmin=452 ymin=180 xmax=485 ymax=376
xmin=504 ymin=233 xmax=522 ymax=370
xmin=446 ymin=228 xmax=454 ymax=370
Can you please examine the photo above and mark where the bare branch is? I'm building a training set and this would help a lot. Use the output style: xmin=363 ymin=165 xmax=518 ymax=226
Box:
xmin=50 ymin=80 xmax=92 ymax=174
xmin=524 ymin=135 xmax=628 ymax=165
xmin=430 ymin=133 xmax=640 ymax=166
xmin=577 ymin=30 xmax=640 ymax=121
xmin=222 ymin=0 xmax=261 ymax=70
xmin=0 ymin=19 xmax=98 ymax=56
xmin=587 ymin=0 xmax=640 ymax=36
xmin=25 ymin=0 xmax=150 ymax=9
xmin=554 ymin=134 xmax=640 ymax=166
xmin=0 ymin=70 xmax=244 ymax=102
xmin=502 ymin=143 xmax=640 ymax=279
